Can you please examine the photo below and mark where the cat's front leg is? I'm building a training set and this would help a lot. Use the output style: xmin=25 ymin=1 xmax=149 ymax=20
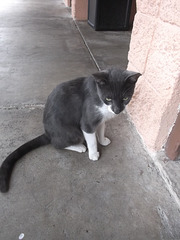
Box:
xmin=97 ymin=122 xmax=111 ymax=146
xmin=82 ymin=131 xmax=99 ymax=161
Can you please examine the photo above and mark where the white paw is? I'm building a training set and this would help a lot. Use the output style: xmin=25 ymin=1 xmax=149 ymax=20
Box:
xmin=76 ymin=144 xmax=87 ymax=153
xmin=65 ymin=144 xmax=86 ymax=153
xmin=89 ymin=151 xmax=100 ymax=161
xmin=99 ymin=137 xmax=111 ymax=146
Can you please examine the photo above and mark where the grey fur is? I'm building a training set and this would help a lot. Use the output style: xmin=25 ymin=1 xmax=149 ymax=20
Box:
xmin=43 ymin=68 xmax=141 ymax=148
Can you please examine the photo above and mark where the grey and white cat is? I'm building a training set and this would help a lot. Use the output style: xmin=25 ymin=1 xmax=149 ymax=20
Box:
xmin=0 ymin=68 xmax=141 ymax=192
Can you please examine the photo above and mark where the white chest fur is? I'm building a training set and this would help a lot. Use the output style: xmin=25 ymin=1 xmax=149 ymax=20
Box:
xmin=97 ymin=103 xmax=116 ymax=121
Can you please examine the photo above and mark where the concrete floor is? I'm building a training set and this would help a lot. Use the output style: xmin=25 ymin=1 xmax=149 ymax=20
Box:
xmin=0 ymin=0 xmax=180 ymax=239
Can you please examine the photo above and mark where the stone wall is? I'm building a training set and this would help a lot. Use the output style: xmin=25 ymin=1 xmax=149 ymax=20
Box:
xmin=63 ymin=0 xmax=71 ymax=7
xmin=127 ymin=0 xmax=180 ymax=156
xmin=63 ymin=0 xmax=88 ymax=20
xmin=71 ymin=0 xmax=88 ymax=20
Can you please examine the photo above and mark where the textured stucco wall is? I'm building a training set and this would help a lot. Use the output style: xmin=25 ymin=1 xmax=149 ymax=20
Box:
xmin=127 ymin=0 xmax=180 ymax=152
xmin=165 ymin=112 xmax=180 ymax=160
xmin=63 ymin=0 xmax=71 ymax=7
xmin=71 ymin=0 xmax=88 ymax=20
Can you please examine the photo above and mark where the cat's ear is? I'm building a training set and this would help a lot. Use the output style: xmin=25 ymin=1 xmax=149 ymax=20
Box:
xmin=92 ymin=71 xmax=109 ymax=86
xmin=125 ymin=71 xmax=141 ymax=84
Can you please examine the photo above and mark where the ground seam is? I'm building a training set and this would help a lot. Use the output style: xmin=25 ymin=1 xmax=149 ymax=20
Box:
xmin=0 ymin=103 xmax=45 ymax=110
xmin=74 ymin=20 xmax=101 ymax=71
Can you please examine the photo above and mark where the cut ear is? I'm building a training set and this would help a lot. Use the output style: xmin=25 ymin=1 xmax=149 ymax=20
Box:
xmin=92 ymin=71 xmax=109 ymax=86
xmin=125 ymin=71 xmax=141 ymax=84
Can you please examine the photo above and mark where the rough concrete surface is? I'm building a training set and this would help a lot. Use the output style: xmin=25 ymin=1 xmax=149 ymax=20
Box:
xmin=0 ymin=0 xmax=180 ymax=240
xmin=0 ymin=0 xmax=96 ymax=106
xmin=76 ymin=21 xmax=131 ymax=70
xmin=156 ymin=151 xmax=180 ymax=200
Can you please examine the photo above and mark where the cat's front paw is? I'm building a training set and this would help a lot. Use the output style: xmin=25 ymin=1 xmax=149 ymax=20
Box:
xmin=99 ymin=137 xmax=111 ymax=146
xmin=77 ymin=144 xmax=87 ymax=153
xmin=89 ymin=151 xmax=100 ymax=161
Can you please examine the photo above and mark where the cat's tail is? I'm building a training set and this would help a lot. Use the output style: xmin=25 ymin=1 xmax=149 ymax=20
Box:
xmin=0 ymin=134 xmax=50 ymax=193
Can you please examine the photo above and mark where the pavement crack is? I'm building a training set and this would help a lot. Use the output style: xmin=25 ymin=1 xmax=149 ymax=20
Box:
xmin=74 ymin=20 xmax=101 ymax=71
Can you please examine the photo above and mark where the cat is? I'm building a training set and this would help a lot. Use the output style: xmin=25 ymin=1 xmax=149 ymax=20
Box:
xmin=0 ymin=68 xmax=141 ymax=192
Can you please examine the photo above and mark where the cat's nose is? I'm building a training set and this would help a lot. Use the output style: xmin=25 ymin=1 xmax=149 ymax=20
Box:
xmin=113 ymin=105 xmax=124 ymax=114
xmin=113 ymin=107 xmax=121 ymax=114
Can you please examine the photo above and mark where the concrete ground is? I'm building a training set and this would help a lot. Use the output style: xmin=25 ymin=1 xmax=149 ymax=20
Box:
xmin=0 ymin=0 xmax=180 ymax=240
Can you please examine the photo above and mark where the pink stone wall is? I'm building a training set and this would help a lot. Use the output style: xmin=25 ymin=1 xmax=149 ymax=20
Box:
xmin=71 ymin=0 xmax=88 ymax=20
xmin=127 ymin=0 xmax=180 ymax=153
xmin=165 ymin=113 xmax=180 ymax=160
xmin=63 ymin=0 xmax=71 ymax=7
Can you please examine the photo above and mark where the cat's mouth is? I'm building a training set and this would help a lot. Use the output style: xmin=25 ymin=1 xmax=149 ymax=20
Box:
xmin=108 ymin=105 xmax=125 ymax=115
xmin=113 ymin=109 xmax=122 ymax=115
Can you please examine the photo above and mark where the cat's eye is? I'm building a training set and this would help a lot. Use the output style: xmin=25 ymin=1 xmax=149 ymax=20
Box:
xmin=123 ymin=97 xmax=129 ymax=101
xmin=106 ymin=97 xmax=112 ymax=102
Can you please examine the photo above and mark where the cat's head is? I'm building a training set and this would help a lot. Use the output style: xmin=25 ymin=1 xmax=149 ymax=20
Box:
xmin=93 ymin=68 xmax=141 ymax=114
